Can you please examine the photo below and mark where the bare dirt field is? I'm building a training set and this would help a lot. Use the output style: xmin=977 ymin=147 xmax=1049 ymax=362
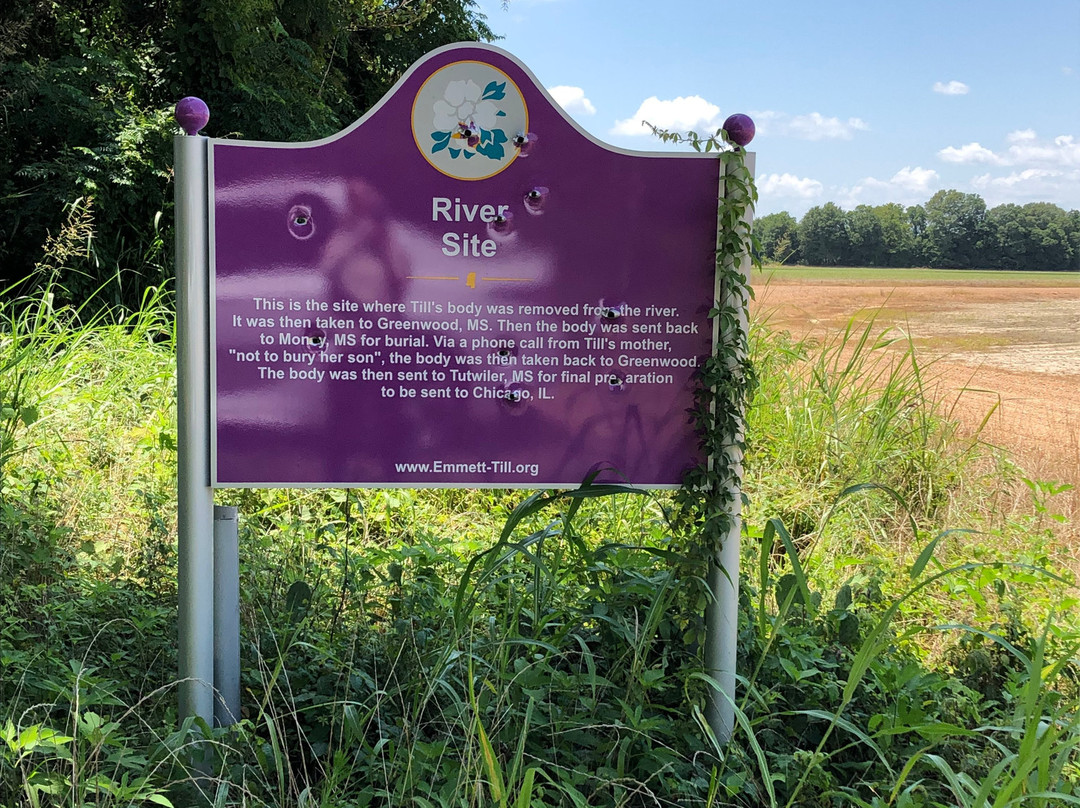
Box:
xmin=750 ymin=270 xmax=1080 ymax=525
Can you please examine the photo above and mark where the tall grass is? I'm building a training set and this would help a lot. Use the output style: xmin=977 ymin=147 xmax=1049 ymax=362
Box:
xmin=745 ymin=315 xmax=980 ymax=551
xmin=2 ymin=279 xmax=1079 ymax=805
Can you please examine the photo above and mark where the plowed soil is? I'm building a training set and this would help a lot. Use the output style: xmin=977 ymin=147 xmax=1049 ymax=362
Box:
xmin=750 ymin=271 xmax=1080 ymax=524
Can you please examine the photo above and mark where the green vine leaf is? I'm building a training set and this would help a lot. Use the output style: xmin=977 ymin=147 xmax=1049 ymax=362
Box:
xmin=641 ymin=125 xmax=761 ymax=607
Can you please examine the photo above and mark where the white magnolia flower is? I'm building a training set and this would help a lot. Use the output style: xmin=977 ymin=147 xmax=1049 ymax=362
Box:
xmin=432 ymin=80 xmax=500 ymax=134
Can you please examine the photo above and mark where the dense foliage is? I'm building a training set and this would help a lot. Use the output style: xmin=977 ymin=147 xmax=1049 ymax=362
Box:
xmin=2 ymin=260 xmax=1079 ymax=804
xmin=4 ymin=13 xmax=1080 ymax=802
xmin=0 ymin=0 xmax=495 ymax=308
xmin=757 ymin=191 xmax=1080 ymax=270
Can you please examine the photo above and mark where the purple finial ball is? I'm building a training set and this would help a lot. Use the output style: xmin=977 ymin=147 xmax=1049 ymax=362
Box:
xmin=175 ymin=97 xmax=210 ymax=136
xmin=723 ymin=113 xmax=755 ymax=148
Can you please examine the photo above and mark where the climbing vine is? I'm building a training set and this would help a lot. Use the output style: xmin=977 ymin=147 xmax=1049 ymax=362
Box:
xmin=649 ymin=125 xmax=760 ymax=632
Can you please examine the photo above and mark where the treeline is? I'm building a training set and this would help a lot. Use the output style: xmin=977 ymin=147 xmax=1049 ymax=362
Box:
xmin=1 ymin=0 xmax=494 ymax=308
xmin=756 ymin=191 xmax=1080 ymax=271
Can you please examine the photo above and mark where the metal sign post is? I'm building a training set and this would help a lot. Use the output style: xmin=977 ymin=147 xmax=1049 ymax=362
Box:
xmin=705 ymin=151 xmax=755 ymax=743
xmin=174 ymin=98 xmax=216 ymax=727
xmin=213 ymin=505 xmax=241 ymax=727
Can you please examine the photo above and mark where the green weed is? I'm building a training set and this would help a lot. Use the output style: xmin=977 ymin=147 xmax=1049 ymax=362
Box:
xmin=3 ymin=280 xmax=1079 ymax=805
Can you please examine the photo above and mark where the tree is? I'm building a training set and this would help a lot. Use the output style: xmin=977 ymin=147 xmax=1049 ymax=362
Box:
xmin=798 ymin=203 xmax=849 ymax=266
xmin=1068 ymin=210 xmax=1080 ymax=270
xmin=754 ymin=211 xmax=800 ymax=264
xmin=985 ymin=202 xmax=1076 ymax=271
xmin=1 ymin=3 xmax=176 ymax=305
xmin=987 ymin=204 xmax=1030 ymax=270
xmin=905 ymin=204 xmax=929 ymax=265
xmin=0 ymin=0 xmax=495 ymax=308
xmin=845 ymin=205 xmax=884 ymax=266
xmin=872 ymin=203 xmax=917 ymax=267
xmin=922 ymin=190 xmax=988 ymax=269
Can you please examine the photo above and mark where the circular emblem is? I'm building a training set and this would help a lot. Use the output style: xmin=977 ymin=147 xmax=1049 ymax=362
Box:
xmin=412 ymin=61 xmax=528 ymax=181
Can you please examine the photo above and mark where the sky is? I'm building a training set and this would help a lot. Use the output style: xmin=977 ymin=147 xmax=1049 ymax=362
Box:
xmin=473 ymin=0 xmax=1080 ymax=219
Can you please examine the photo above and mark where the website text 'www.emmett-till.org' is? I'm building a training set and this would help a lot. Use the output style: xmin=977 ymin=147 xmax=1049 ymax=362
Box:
xmin=394 ymin=459 xmax=540 ymax=477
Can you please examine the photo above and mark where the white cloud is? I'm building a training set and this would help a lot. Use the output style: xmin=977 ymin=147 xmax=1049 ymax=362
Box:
xmin=971 ymin=168 xmax=1080 ymax=207
xmin=746 ymin=110 xmax=868 ymax=141
xmin=787 ymin=112 xmax=869 ymax=141
xmin=1007 ymin=129 xmax=1037 ymax=143
xmin=938 ymin=130 xmax=1080 ymax=170
xmin=935 ymin=130 xmax=1080 ymax=207
xmin=888 ymin=166 xmax=940 ymax=193
xmin=973 ymin=168 xmax=1062 ymax=189
xmin=747 ymin=110 xmax=781 ymax=136
xmin=933 ymin=80 xmax=970 ymax=95
xmin=611 ymin=95 xmax=721 ymax=136
xmin=938 ymin=142 xmax=1003 ymax=164
xmin=758 ymin=173 xmax=824 ymax=200
xmin=548 ymin=85 xmax=596 ymax=116
xmin=1008 ymin=134 xmax=1080 ymax=167
xmin=837 ymin=166 xmax=941 ymax=208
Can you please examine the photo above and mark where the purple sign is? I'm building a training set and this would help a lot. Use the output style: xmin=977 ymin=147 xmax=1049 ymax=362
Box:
xmin=210 ymin=43 xmax=721 ymax=488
